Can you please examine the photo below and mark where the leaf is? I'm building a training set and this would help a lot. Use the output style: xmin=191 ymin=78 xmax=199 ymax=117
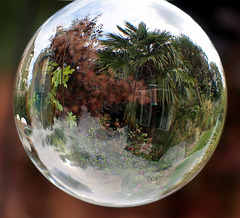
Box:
xmin=117 ymin=25 xmax=130 ymax=37
xmin=50 ymin=62 xmax=58 ymax=67
xmin=52 ymin=68 xmax=62 ymax=88
xmin=66 ymin=111 xmax=77 ymax=129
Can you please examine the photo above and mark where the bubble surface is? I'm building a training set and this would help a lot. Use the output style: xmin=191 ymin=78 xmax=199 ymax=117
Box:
xmin=14 ymin=0 xmax=227 ymax=207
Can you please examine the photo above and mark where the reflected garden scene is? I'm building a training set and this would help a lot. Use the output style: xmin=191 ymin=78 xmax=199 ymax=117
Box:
xmin=13 ymin=0 xmax=226 ymax=207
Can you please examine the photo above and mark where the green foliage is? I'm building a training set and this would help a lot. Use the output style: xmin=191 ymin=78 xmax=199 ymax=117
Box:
xmin=13 ymin=93 xmax=31 ymax=124
xmin=66 ymin=111 xmax=77 ymax=129
xmin=27 ymin=61 xmax=75 ymax=115
xmin=48 ymin=127 xmax=66 ymax=154
xmin=28 ymin=91 xmax=41 ymax=116
xmin=209 ymin=62 xmax=223 ymax=101
xmin=45 ymin=89 xmax=63 ymax=111
xmin=187 ymin=126 xmax=214 ymax=156
xmin=51 ymin=65 xmax=75 ymax=89
xmin=46 ymin=62 xmax=75 ymax=111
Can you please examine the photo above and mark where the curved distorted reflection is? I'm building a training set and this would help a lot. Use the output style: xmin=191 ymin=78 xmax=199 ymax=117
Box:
xmin=14 ymin=0 xmax=226 ymax=207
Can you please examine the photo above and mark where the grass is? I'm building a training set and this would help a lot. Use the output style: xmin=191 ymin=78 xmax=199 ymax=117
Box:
xmin=186 ymin=126 xmax=215 ymax=156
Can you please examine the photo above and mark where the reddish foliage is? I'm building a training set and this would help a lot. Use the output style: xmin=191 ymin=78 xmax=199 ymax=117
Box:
xmin=50 ymin=16 xmax=147 ymax=119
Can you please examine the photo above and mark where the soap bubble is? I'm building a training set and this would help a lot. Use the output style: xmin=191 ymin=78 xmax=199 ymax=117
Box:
xmin=14 ymin=0 xmax=226 ymax=207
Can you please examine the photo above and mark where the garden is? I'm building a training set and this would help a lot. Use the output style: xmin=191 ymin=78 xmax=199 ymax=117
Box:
xmin=14 ymin=16 xmax=226 ymax=189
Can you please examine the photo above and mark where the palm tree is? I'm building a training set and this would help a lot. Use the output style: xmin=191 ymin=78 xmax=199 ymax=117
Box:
xmin=98 ymin=22 xmax=174 ymax=78
xmin=97 ymin=22 xmax=195 ymax=126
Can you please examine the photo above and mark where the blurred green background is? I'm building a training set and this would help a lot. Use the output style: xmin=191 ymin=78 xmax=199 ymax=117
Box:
xmin=0 ymin=1 xmax=240 ymax=218
xmin=0 ymin=0 xmax=67 ymax=72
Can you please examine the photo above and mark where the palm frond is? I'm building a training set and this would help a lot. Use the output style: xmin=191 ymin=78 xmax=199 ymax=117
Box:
xmin=117 ymin=25 xmax=131 ymax=37
xmin=102 ymin=33 xmax=131 ymax=49
xmin=136 ymin=22 xmax=148 ymax=39
xmin=125 ymin=21 xmax=137 ymax=33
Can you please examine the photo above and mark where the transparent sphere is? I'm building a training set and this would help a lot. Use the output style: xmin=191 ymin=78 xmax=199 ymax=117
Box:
xmin=14 ymin=0 xmax=227 ymax=207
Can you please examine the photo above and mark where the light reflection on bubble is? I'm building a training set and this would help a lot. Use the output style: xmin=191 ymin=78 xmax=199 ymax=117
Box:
xmin=14 ymin=0 xmax=226 ymax=207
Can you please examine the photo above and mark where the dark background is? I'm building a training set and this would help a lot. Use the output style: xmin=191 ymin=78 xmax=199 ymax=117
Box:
xmin=0 ymin=1 xmax=240 ymax=217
